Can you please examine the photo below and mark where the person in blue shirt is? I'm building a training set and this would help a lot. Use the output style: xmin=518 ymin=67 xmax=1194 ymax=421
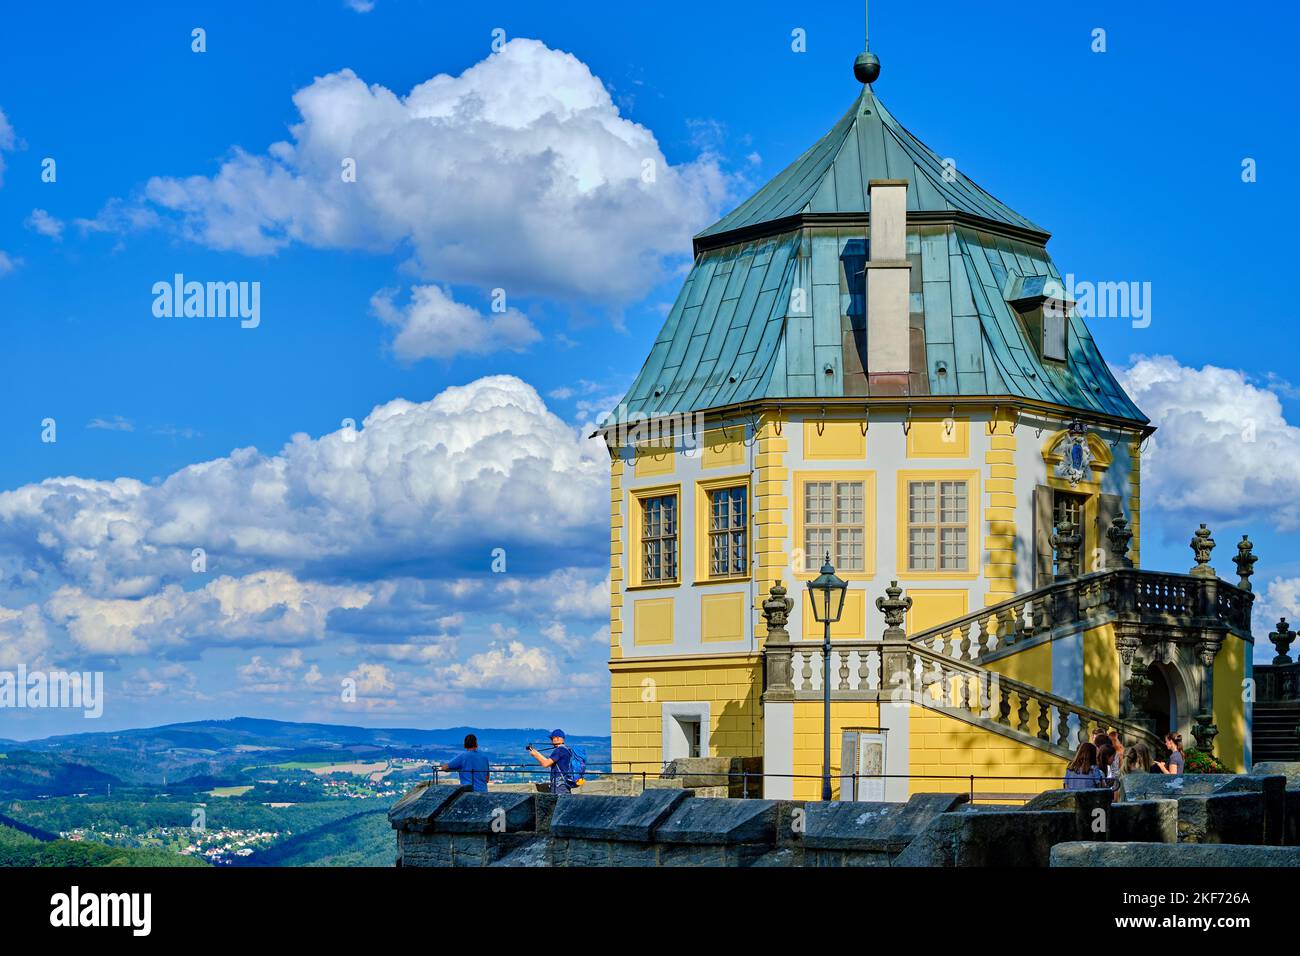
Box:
xmin=527 ymin=730 xmax=575 ymax=795
xmin=440 ymin=734 xmax=490 ymax=792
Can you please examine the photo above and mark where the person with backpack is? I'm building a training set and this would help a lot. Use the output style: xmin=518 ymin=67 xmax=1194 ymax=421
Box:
xmin=527 ymin=729 xmax=585 ymax=795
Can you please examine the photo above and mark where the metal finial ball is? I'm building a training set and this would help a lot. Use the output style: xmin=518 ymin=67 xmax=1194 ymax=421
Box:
xmin=854 ymin=51 xmax=880 ymax=84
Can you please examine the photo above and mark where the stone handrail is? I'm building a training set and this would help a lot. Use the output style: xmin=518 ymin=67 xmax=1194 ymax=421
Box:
xmin=763 ymin=638 xmax=1164 ymax=759
xmin=1254 ymin=662 xmax=1300 ymax=703
xmin=905 ymin=568 xmax=1254 ymax=666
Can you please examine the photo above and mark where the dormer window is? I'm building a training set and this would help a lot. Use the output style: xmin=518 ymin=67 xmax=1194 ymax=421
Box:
xmin=1042 ymin=297 xmax=1068 ymax=362
xmin=1006 ymin=276 xmax=1070 ymax=364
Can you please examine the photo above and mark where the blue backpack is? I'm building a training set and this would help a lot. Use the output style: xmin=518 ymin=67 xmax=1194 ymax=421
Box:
xmin=558 ymin=744 xmax=588 ymax=785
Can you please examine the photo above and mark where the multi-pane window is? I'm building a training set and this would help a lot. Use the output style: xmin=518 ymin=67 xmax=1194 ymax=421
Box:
xmin=1052 ymin=491 xmax=1086 ymax=536
xmin=804 ymin=480 xmax=865 ymax=571
xmin=641 ymin=494 xmax=678 ymax=583
xmin=907 ymin=480 xmax=968 ymax=571
xmin=708 ymin=486 xmax=748 ymax=577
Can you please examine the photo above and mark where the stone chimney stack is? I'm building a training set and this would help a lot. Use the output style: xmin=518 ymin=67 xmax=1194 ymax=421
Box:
xmin=866 ymin=179 xmax=911 ymax=393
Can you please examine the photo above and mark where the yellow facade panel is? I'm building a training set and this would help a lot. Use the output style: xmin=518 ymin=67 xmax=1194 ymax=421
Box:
xmin=632 ymin=597 xmax=674 ymax=646
xmin=803 ymin=421 xmax=867 ymax=460
xmin=907 ymin=418 xmax=970 ymax=458
xmin=703 ymin=426 xmax=746 ymax=469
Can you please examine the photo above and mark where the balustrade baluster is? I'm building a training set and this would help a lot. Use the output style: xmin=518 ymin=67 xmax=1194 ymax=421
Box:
xmin=1036 ymin=699 xmax=1050 ymax=740
xmin=799 ymin=651 xmax=813 ymax=691
xmin=1016 ymin=692 xmax=1030 ymax=733
xmin=976 ymin=616 xmax=991 ymax=657
xmin=838 ymin=649 xmax=850 ymax=691
xmin=1056 ymin=707 xmax=1072 ymax=749
xmin=997 ymin=685 xmax=1012 ymax=726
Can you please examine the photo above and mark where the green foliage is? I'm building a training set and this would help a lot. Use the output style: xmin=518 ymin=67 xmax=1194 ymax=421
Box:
xmin=1184 ymin=748 xmax=1228 ymax=774
xmin=242 ymin=808 xmax=394 ymax=867
xmin=0 ymin=823 xmax=206 ymax=867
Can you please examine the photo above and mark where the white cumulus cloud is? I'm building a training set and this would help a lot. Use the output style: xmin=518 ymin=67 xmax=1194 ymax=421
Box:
xmin=371 ymin=284 xmax=541 ymax=361
xmin=136 ymin=38 xmax=732 ymax=302
xmin=0 ymin=375 xmax=606 ymax=599
xmin=26 ymin=208 xmax=65 ymax=240
xmin=1118 ymin=355 xmax=1300 ymax=529
xmin=45 ymin=570 xmax=371 ymax=657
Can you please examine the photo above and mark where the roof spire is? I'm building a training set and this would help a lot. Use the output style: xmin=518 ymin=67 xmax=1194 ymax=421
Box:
xmin=853 ymin=1 xmax=881 ymax=84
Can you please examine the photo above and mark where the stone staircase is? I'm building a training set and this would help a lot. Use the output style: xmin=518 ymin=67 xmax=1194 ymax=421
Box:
xmin=1252 ymin=704 xmax=1300 ymax=762
xmin=764 ymin=566 xmax=1256 ymax=762
xmin=763 ymin=637 xmax=1161 ymax=760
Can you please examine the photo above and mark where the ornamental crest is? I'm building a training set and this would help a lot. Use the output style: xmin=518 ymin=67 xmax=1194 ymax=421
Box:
xmin=1055 ymin=419 xmax=1092 ymax=488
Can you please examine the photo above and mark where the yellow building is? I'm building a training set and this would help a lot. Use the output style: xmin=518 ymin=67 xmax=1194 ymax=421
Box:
xmin=598 ymin=48 xmax=1255 ymax=800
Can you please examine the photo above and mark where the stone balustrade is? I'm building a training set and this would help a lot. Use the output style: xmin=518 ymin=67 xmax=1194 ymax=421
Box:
xmin=901 ymin=567 xmax=1253 ymax=670
xmin=764 ymin=638 xmax=1162 ymax=759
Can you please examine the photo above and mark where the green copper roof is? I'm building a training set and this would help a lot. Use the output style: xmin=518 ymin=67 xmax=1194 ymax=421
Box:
xmin=605 ymin=83 xmax=1147 ymax=430
xmin=696 ymin=88 xmax=1046 ymax=248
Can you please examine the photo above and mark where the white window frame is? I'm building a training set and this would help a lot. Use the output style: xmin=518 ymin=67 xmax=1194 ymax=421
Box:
xmin=661 ymin=701 xmax=711 ymax=763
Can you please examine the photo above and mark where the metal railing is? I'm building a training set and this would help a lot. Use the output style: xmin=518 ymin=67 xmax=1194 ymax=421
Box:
xmin=425 ymin=764 xmax=1103 ymax=805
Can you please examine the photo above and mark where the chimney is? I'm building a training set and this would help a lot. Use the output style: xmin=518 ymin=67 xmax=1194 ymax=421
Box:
xmin=866 ymin=179 xmax=911 ymax=393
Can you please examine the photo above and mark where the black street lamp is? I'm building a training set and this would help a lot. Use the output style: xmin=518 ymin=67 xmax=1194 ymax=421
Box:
xmin=806 ymin=553 xmax=848 ymax=801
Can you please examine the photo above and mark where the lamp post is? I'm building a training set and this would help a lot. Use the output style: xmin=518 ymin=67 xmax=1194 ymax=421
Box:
xmin=807 ymin=553 xmax=848 ymax=801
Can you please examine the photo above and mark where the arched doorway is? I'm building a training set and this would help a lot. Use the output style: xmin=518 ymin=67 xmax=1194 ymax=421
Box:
xmin=1145 ymin=666 xmax=1173 ymax=735
xmin=1145 ymin=662 xmax=1191 ymax=738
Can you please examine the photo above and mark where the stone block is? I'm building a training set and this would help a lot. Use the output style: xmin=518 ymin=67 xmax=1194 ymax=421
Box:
xmin=490 ymin=836 xmax=551 ymax=867
xmin=801 ymin=792 xmax=968 ymax=852
xmin=1177 ymin=792 xmax=1264 ymax=845
xmin=1051 ymin=841 xmax=1300 ymax=866
xmin=550 ymin=788 xmax=689 ymax=841
xmin=893 ymin=809 xmax=1075 ymax=867
xmin=388 ymin=782 xmax=467 ymax=831
xmin=1023 ymin=787 xmax=1113 ymax=840
xmin=1110 ymin=799 xmax=1177 ymax=843
xmin=430 ymin=791 xmax=536 ymax=834
xmin=1250 ymin=761 xmax=1300 ymax=786
xmin=660 ymin=757 xmax=734 ymax=789
xmin=804 ymin=848 xmax=892 ymax=867
xmin=655 ymin=797 xmax=778 ymax=845
xmin=953 ymin=810 xmax=1076 ymax=866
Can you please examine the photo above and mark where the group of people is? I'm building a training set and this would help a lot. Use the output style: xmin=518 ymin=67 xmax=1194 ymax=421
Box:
xmin=437 ymin=730 xmax=578 ymax=794
xmin=1063 ymin=729 xmax=1186 ymax=790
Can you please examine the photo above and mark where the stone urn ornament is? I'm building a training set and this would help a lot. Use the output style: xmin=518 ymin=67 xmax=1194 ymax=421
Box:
xmin=761 ymin=580 xmax=795 ymax=641
xmin=876 ymin=580 xmax=912 ymax=639
xmin=1189 ymin=523 xmax=1216 ymax=578
xmin=1232 ymin=535 xmax=1257 ymax=591
xmin=1106 ymin=513 xmax=1134 ymax=569
xmin=1269 ymin=618 xmax=1295 ymax=665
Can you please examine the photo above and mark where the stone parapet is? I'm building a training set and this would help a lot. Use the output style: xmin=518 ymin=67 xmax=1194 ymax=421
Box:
xmin=390 ymin=770 xmax=1300 ymax=867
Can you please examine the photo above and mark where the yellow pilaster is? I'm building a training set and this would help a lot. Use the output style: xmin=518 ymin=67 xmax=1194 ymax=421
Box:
xmin=1127 ymin=439 xmax=1142 ymax=567
xmin=753 ymin=411 xmax=789 ymax=624
xmin=984 ymin=410 xmax=1018 ymax=604
xmin=609 ymin=457 xmax=624 ymax=659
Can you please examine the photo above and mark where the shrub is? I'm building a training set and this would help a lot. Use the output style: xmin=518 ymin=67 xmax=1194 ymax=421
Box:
xmin=1184 ymin=748 xmax=1227 ymax=774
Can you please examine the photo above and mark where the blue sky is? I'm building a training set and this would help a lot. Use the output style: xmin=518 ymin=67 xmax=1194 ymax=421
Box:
xmin=1 ymin=0 xmax=1298 ymax=738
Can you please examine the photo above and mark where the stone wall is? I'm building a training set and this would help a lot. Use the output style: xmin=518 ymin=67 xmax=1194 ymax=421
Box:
xmin=388 ymin=766 xmax=1300 ymax=867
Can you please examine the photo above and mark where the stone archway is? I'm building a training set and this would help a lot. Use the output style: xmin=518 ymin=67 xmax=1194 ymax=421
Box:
xmin=1145 ymin=661 xmax=1193 ymax=739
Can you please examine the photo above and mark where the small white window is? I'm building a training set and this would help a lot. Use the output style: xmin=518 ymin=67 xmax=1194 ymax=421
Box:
xmin=1043 ymin=299 xmax=1068 ymax=362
